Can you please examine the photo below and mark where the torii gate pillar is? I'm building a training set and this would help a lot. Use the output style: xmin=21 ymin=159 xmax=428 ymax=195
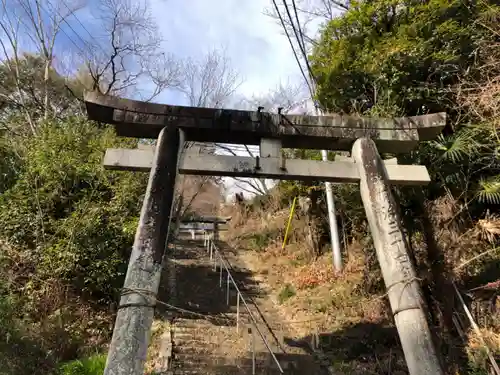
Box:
xmin=353 ymin=138 xmax=443 ymax=375
xmin=104 ymin=126 xmax=180 ymax=375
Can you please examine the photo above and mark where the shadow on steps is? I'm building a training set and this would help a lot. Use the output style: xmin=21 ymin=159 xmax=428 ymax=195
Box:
xmin=288 ymin=321 xmax=410 ymax=374
xmin=156 ymin=239 xmax=265 ymax=327
xmin=154 ymin=238 xmax=328 ymax=374
xmin=171 ymin=351 xmax=319 ymax=375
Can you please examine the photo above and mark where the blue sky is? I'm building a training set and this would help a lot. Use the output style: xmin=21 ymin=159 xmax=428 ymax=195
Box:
xmin=4 ymin=0 xmax=309 ymax=106
xmin=149 ymin=0 xmax=305 ymax=105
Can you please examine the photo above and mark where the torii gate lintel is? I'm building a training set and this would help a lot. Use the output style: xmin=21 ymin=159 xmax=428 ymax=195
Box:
xmin=85 ymin=91 xmax=445 ymax=153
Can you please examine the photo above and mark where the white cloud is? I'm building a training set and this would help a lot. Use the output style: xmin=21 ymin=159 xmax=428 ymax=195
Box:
xmin=150 ymin=0 xmax=304 ymax=98
xmin=147 ymin=0 xmax=323 ymax=197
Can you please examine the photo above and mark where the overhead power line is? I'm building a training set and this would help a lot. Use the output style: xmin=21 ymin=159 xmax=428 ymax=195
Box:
xmin=271 ymin=0 xmax=314 ymax=97
xmin=51 ymin=0 xmax=109 ymax=57
xmin=291 ymin=0 xmax=307 ymax=55
xmin=279 ymin=0 xmax=316 ymax=87
xmin=10 ymin=0 xmax=105 ymax=92
xmin=273 ymin=0 xmax=343 ymax=272
xmin=14 ymin=0 xmax=85 ymax=57
xmin=43 ymin=0 xmax=99 ymax=58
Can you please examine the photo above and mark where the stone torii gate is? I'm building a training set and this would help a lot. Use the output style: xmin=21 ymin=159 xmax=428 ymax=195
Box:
xmin=84 ymin=91 xmax=446 ymax=375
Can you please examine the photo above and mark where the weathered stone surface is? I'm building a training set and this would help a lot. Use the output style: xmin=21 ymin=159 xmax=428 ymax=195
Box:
xmin=103 ymin=148 xmax=431 ymax=185
xmin=352 ymin=137 xmax=443 ymax=375
xmin=335 ymin=155 xmax=398 ymax=164
xmin=84 ymin=91 xmax=446 ymax=153
xmin=104 ymin=127 xmax=181 ymax=375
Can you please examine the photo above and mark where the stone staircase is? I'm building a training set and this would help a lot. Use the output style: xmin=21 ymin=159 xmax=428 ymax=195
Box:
xmin=170 ymin=317 xmax=290 ymax=375
xmin=152 ymin=238 xmax=325 ymax=375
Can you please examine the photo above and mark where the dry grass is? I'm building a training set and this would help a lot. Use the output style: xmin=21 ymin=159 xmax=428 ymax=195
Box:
xmin=424 ymin=196 xmax=500 ymax=281
xmin=476 ymin=213 xmax=500 ymax=245
xmin=222 ymin=190 xmax=500 ymax=374
xmin=224 ymin=204 xmax=388 ymax=335
xmin=221 ymin=203 xmax=407 ymax=374
xmin=466 ymin=327 xmax=500 ymax=370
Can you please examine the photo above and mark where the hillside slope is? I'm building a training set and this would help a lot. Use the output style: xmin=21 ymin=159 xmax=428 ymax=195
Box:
xmin=221 ymin=196 xmax=500 ymax=374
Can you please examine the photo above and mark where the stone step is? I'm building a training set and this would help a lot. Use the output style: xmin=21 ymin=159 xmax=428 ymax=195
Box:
xmin=171 ymin=367 xmax=286 ymax=375
xmin=171 ymin=359 xmax=288 ymax=375
xmin=171 ymin=365 xmax=292 ymax=375
xmin=171 ymin=307 xmax=240 ymax=316
xmin=172 ymin=326 xmax=241 ymax=336
xmin=173 ymin=318 xmax=237 ymax=327
xmin=173 ymin=354 xmax=272 ymax=365
xmin=163 ymin=240 xmax=324 ymax=375
xmin=173 ymin=348 xmax=273 ymax=359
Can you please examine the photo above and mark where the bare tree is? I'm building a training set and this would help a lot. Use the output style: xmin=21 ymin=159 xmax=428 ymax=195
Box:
xmin=294 ymin=0 xmax=348 ymax=21
xmin=238 ymin=80 xmax=309 ymax=113
xmin=86 ymin=0 xmax=182 ymax=100
xmin=178 ymin=47 xmax=243 ymax=153
xmin=262 ymin=0 xmax=349 ymax=99
xmin=264 ymin=0 xmax=348 ymax=49
xmin=172 ymin=146 xmax=223 ymax=228
xmin=169 ymin=48 xmax=243 ymax=221
xmin=0 ymin=0 xmax=85 ymax=133
xmin=0 ymin=0 xmax=180 ymax=136
xmin=216 ymin=143 xmax=271 ymax=196
xmin=179 ymin=47 xmax=242 ymax=108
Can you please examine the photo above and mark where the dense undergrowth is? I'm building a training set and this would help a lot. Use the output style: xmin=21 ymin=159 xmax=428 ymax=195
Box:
xmin=0 ymin=120 xmax=146 ymax=373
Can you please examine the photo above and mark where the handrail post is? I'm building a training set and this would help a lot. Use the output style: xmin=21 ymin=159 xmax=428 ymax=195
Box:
xmin=314 ymin=327 xmax=319 ymax=350
xmin=219 ymin=258 xmax=223 ymax=287
xmin=226 ymin=273 xmax=230 ymax=305
xmin=249 ymin=327 xmax=256 ymax=375
xmin=209 ymin=240 xmax=284 ymax=374
xmin=236 ymin=294 xmax=240 ymax=334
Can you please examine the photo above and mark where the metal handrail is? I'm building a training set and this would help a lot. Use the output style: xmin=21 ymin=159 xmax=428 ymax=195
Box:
xmin=202 ymin=231 xmax=284 ymax=374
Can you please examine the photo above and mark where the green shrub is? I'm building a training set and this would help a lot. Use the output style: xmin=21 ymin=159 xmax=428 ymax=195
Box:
xmin=467 ymin=364 xmax=489 ymax=375
xmin=278 ymin=284 xmax=296 ymax=304
xmin=249 ymin=233 xmax=270 ymax=250
xmin=0 ymin=281 xmax=16 ymax=329
xmin=58 ymin=354 xmax=107 ymax=375
xmin=245 ymin=229 xmax=281 ymax=251
xmin=0 ymin=119 xmax=147 ymax=301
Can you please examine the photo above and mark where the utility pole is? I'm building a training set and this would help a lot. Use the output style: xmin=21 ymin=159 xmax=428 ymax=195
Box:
xmin=104 ymin=126 xmax=181 ymax=375
xmin=352 ymin=138 xmax=443 ymax=375
xmin=315 ymin=103 xmax=342 ymax=272
xmin=321 ymin=149 xmax=342 ymax=272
